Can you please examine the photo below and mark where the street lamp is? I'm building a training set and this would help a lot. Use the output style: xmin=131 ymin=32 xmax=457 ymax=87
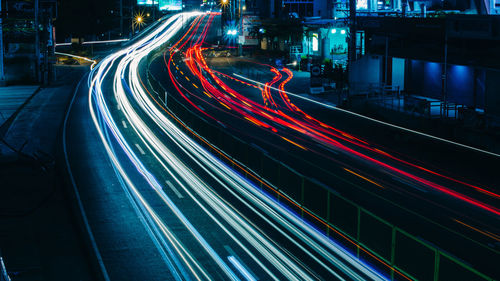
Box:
xmin=132 ymin=12 xmax=146 ymax=34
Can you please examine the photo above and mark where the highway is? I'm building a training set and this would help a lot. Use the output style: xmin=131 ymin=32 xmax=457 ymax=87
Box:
xmin=146 ymin=12 xmax=499 ymax=280
xmin=63 ymin=12 xmax=395 ymax=281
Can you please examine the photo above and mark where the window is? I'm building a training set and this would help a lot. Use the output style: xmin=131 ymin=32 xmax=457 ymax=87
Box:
xmin=312 ymin=33 xmax=319 ymax=52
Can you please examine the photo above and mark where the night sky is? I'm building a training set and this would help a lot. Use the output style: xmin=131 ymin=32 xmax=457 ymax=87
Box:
xmin=56 ymin=0 xmax=133 ymax=39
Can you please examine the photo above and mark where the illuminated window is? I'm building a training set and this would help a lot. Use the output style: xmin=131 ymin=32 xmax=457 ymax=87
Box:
xmin=356 ymin=0 xmax=368 ymax=10
xmin=312 ymin=33 xmax=319 ymax=52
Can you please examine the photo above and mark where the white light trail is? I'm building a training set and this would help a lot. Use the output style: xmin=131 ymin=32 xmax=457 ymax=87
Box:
xmin=87 ymin=11 xmax=390 ymax=281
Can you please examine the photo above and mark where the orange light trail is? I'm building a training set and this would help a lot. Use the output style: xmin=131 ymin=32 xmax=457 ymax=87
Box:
xmin=454 ymin=219 xmax=500 ymax=242
xmin=281 ymin=137 xmax=308 ymax=150
xmin=344 ymin=168 xmax=386 ymax=189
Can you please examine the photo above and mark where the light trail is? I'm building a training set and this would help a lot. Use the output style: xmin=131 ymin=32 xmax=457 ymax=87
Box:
xmin=344 ymin=168 xmax=386 ymax=189
xmin=89 ymin=13 xmax=229 ymax=280
xmin=82 ymin=38 xmax=130 ymax=45
xmin=227 ymin=63 xmax=500 ymax=203
xmin=87 ymin=11 xmax=390 ymax=281
xmin=54 ymin=51 xmax=97 ymax=69
xmin=166 ymin=29 xmax=500 ymax=216
xmin=234 ymin=72 xmax=500 ymax=159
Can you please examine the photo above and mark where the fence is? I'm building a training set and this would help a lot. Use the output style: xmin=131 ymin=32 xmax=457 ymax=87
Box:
xmin=359 ymin=89 xmax=469 ymax=120
xmin=146 ymin=62 xmax=497 ymax=281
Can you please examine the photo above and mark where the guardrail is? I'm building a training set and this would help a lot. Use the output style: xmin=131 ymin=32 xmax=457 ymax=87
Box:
xmin=146 ymin=63 xmax=496 ymax=281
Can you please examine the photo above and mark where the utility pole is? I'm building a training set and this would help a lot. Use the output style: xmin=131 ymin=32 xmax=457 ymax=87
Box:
xmin=0 ymin=0 xmax=5 ymax=86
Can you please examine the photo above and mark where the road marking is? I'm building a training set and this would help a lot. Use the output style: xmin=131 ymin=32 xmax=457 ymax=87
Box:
xmin=192 ymin=83 xmax=199 ymax=89
xmin=228 ymin=256 xmax=256 ymax=281
xmin=166 ymin=180 xmax=184 ymax=198
xmin=224 ymin=246 xmax=257 ymax=281
xmin=135 ymin=143 xmax=146 ymax=155
xmin=185 ymin=76 xmax=190 ymax=81
xmin=122 ymin=120 xmax=128 ymax=128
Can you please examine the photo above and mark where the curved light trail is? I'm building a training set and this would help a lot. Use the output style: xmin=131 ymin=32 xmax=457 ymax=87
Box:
xmin=163 ymin=17 xmax=500 ymax=218
xmin=86 ymin=12 xmax=390 ymax=281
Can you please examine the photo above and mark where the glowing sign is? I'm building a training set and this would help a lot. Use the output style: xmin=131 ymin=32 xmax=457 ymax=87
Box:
xmin=138 ymin=0 xmax=182 ymax=10
xmin=137 ymin=0 xmax=155 ymax=4
xmin=159 ymin=0 xmax=182 ymax=10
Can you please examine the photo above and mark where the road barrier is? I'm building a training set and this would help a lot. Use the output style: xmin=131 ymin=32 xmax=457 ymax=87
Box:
xmin=146 ymin=66 xmax=496 ymax=281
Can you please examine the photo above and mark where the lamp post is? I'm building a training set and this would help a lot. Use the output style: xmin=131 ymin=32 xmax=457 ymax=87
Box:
xmin=222 ymin=0 xmax=231 ymax=19
xmin=221 ymin=0 xmax=230 ymax=35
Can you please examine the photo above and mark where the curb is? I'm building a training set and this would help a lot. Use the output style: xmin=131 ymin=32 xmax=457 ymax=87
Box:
xmin=56 ymin=72 xmax=111 ymax=281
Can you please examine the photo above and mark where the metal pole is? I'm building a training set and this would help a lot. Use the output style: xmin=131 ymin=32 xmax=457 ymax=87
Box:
xmin=385 ymin=35 xmax=388 ymax=89
xmin=442 ymin=31 xmax=448 ymax=118
xmin=35 ymin=0 xmax=40 ymax=83
xmin=347 ymin=0 xmax=357 ymax=102
xmin=232 ymin=0 xmax=235 ymax=21
xmin=0 ymin=0 xmax=5 ymax=86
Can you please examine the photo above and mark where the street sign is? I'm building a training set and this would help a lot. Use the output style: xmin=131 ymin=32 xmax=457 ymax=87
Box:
xmin=242 ymin=15 xmax=260 ymax=46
